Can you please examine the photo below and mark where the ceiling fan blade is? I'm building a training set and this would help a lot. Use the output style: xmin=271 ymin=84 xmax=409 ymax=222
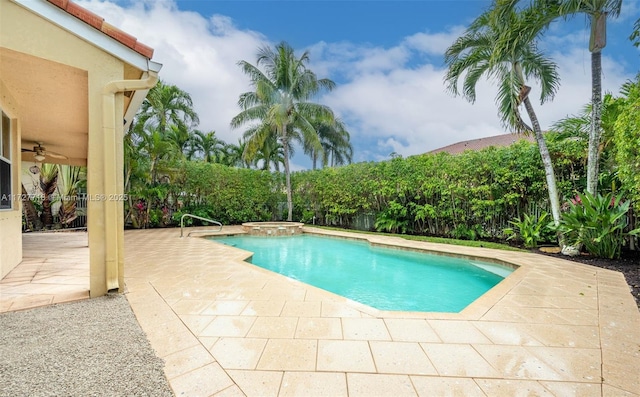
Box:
xmin=21 ymin=148 xmax=36 ymax=152
xmin=47 ymin=152 xmax=68 ymax=159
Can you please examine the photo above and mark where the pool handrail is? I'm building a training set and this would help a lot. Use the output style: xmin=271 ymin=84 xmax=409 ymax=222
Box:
xmin=180 ymin=214 xmax=223 ymax=237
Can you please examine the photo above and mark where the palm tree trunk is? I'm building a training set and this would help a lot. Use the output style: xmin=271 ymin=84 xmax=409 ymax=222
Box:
xmin=587 ymin=50 xmax=602 ymax=195
xmin=522 ymin=97 xmax=562 ymax=228
xmin=21 ymin=184 xmax=42 ymax=230
xmin=281 ymin=123 xmax=293 ymax=221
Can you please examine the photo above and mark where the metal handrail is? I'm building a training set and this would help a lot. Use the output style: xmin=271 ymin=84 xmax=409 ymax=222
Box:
xmin=180 ymin=214 xmax=222 ymax=237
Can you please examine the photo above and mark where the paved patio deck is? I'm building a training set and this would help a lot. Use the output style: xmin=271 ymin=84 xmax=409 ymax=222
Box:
xmin=2 ymin=227 xmax=639 ymax=396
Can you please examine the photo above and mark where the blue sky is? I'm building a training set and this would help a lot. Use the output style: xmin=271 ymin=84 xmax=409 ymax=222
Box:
xmin=82 ymin=0 xmax=639 ymax=169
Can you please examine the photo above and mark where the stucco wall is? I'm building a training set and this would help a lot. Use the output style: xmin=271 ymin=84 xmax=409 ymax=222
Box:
xmin=0 ymin=78 xmax=22 ymax=278
xmin=1 ymin=0 xmax=132 ymax=294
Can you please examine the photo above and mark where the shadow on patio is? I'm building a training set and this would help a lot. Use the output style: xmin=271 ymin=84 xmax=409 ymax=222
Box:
xmin=0 ymin=231 xmax=89 ymax=312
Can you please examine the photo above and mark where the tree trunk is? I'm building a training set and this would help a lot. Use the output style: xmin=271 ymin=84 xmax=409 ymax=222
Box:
xmin=281 ymin=123 xmax=293 ymax=221
xmin=522 ymin=97 xmax=562 ymax=228
xmin=21 ymin=184 xmax=42 ymax=231
xmin=587 ymin=50 xmax=602 ymax=195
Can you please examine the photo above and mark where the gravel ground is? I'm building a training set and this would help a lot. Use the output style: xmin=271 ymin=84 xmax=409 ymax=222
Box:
xmin=0 ymin=294 xmax=173 ymax=397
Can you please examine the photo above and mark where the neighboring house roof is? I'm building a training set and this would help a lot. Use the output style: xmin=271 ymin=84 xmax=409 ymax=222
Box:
xmin=46 ymin=0 xmax=154 ymax=59
xmin=427 ymin=133 xmax=535 ymax=155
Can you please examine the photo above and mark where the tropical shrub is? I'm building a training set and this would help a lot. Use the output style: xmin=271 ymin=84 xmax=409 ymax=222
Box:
xmin=503 ymin=212 xmax=551 ymax=249
xmin=557 ymin=192 xmax=638 ymax=259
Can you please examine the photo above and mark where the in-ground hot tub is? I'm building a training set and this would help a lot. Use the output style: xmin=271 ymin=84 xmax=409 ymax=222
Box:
xmin=242 ymin=222 xmax=304 ymax=236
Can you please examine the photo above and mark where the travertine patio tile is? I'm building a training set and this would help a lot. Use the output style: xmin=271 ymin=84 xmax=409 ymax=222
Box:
xmin=346 ymin=373 xmax=417 ymax=397
xmin=9 ymin=227 xmax=640 ymax=397
xmin=280 ymin=300 xmax=321 ymax=317
xmin=179 ymin=314 xmax=216 ymax=334
xmin=383 ymin=319 xmax=440 ymax=343
xmin=200 ymin=315 xmax=257 ymax=337
xmin=6 ymin=295 xmax=53 ymax=311
xmin=523 ymin=323 xmax=600 ymax=348
xmin=474 ymin=378 xmax=552 ymax=395
xmin=227 ymin=370 xmax=283 ymax=397
xmin=279 ymin=371 xmax=347 ymax=396
xmin=316 ymin=340 xmax=375 ymax=373
xmin=428 ymin=320 xmax=491 ymax=344
xmin=420 ymin=344 xmax=500 ymax=378
xmin=169 ymin=362 xmax=234 ymax=397
xmin=526 ymin=346 xmax=601 ymax=382
xmin=474 ymin=344 xmax=564 ymax=380
xmin=409 ymin=376 xmax=486 ymax=397
xmin=170 ymin=299 xmax=214 ymax=315
xmin=472 ymin=321 xmax=543 ymax=346
xmin=539 ymin=381 xmax=601 ymax=397
xmin=201 ymin=300 xmax=250 ymax=315
xmin=145 ymin=324 xmax=201 ymax=358
xmin=601 ymin=384 xmax=640 ymax=397
xmin=241 ymin=300 xmax=285 ymax=316
xmin=209 ymin=337 xmax=267 ymax=370
xmin=342 ymin=318 xmax=391 ymax=340
xmin=213 ymin=385 xmax=245 ymax=397
xmin=198 ymin=336 xmax=219 ymax=350
xmin=246 ymin=316 xmax=298 ymax=338
xmin=295 ymin=317 xmax=342 ymax=339
xmin=370 ymin=341 xmax=437 ymax=375
xmin=256 ymin=339 xmax=317 ymax=371
xmin=321 ymin=301 xmax=364 ymax=318
xmin=163 ymin=344 xmax=215 ymax=379
xmin=602 ymin=357 xmax=640 ymax=395
xmin=51 ymin=290 xmax=89 ymax=304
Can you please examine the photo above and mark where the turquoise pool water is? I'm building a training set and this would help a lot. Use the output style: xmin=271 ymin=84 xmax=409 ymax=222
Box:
xmin=210 ymin=234 xmax=513 ymax=312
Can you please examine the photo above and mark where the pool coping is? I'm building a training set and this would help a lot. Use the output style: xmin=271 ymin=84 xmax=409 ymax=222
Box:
xmin=205 ymin=226 xmax=527 ymax=320
xmin=121 ymin=226 xmax=640 ymax=396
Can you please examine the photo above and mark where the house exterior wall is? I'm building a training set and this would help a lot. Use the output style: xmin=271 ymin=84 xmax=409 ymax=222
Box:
xmin=1 ymin=0 xmax=135 ymax=295
xmin=0 ymin=80 xmax=22 ymax=279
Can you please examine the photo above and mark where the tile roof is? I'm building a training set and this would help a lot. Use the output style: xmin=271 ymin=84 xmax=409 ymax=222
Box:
xmin=46 ymin=0 xmax=154 ymax=59
xmin=428 ymin=133 xmax=535 ymax=155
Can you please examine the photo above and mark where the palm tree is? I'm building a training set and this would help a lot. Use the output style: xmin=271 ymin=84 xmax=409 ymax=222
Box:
xmin=304 ymin=118 xmax=353 ymax=169
xmin=444 ymin=4 xmax=563 ymax=227
xmin=39 ymin=163 xmax=59 ymax=228
xmin=165 ymin=122 xmax=193 ymax=158
xmin=191 ymin=130 xmax=225 ymax=163
xmin=252 ymin=131 xmax=286 ymax=171
xmin=137 ymin=80 xmax=199 ymax=136
xmin=556 ymin=0 xmax=623 ymax=196
xmin=231 ymin=41 xmax=336 ymax=221
xmin=223 ymin=139 xmax=252 ymax=168
xmin=57 ymin=165 xmax=84 ymax=226
xmin=320 ymin=119 xmax=353 ymax=168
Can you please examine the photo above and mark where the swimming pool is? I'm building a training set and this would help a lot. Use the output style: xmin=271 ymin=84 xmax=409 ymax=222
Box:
xmin=210 ymin=234 xmax=513 ymax=313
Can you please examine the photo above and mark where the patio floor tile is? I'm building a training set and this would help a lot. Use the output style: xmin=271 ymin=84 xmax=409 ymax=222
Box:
xmin=316 ymin=340 xmax=376 ymax=373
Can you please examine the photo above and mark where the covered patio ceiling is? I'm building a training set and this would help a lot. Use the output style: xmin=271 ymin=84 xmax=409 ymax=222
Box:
xmin=1 ymin=47 xmax=88 ymax=166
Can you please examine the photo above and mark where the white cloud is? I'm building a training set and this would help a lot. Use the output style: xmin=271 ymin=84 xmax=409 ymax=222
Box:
xmin=76 ymin=0 xmax=635 ymax=166
xmin=77 ymin=0 xmax=267 ymax=144
xmin=402 ymin=26 xmax=466 ymax=55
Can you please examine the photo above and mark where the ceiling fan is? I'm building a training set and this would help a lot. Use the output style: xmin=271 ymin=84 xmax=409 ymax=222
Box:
xmin=22 ymin=142 xmax=68 ymax=162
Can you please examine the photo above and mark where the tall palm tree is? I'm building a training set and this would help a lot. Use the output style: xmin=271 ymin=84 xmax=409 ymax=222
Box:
xmin=444 ymin=3 xmax=563 ymax=227
xmin=252 ymin=131 xmax=286 ymax=171
xmin=165 ymin=122 xmax=194 ymax=158
xmin=556 ymin=0 xmax=623 ymax=195
xmin=137 ymin=80 xmax=199 ymax=136
xmin=223 ymin=139 xmax=252 ymax=168
xmin=320 ymin=119 xmax=353 ymax=168
xmin=231 ymin=41 xmax=336 ymax=221
xmin=39 ymin=163 xmax=59 ymax=228
xmin=191 ymin=130 xmax=225 ymax=163
xmin=304 ymin=118 xmax=353 ymax=169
